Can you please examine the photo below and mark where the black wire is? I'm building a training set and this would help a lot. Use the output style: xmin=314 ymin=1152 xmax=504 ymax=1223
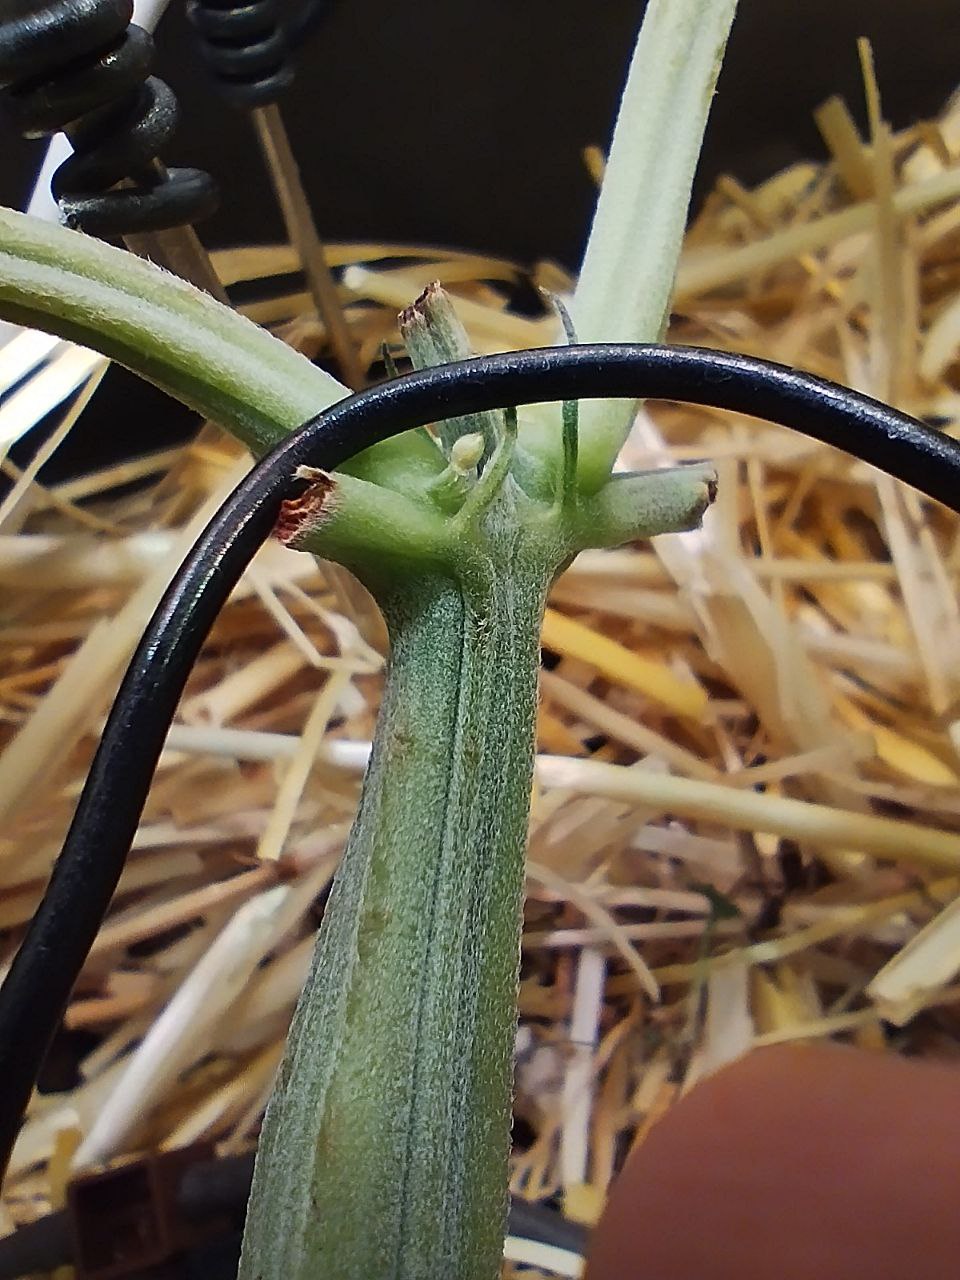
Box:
xmin=185 ymin=0 xmax=341 ymax=109
xmin=1 ymin=342 xmax=959 ymax=1183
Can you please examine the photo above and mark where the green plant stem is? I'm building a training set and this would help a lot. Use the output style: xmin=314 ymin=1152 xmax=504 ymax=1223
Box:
xmin=292 ymin=470 xmax=453 ymax=572
xmin=0 ymin=0 xmax=740 ymax=1249
xmin=1 ymin=187 xmax=720 ymax=1280
xmin=0 ymin=210 xmax=453 ymax=561
xmin=0 ymin=207 xmax=347 ymax=453
xmin=520 ymin=0 xmax=738 ymax=491
xmin=572 ymin=462 xmax=716 ymax=549
xmin=240 ymin=551 xmax=551 ymax=1280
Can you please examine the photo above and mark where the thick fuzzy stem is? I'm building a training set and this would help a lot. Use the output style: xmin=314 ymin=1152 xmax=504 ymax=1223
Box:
xmin=239 ymin=556 xmax=550 ymax=1280
xmin=0 ymin=206 xmax=346 ymax=453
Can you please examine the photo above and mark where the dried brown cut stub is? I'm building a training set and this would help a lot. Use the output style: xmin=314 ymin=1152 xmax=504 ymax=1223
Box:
xmin=274 ymin=466 xmax=337 ymax=545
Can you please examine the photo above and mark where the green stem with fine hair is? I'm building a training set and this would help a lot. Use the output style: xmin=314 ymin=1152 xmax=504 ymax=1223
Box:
xmin=0 ymin=204 xmax=347 ymax=452
xmin=0 ymin=202 xmax=717 ymax=1276
xmin=238 ymin=437 xmax=712 ymax=1280
xmin=241 ymin=547 xmax=550 ymax=1279
xmin=520 ymin=0 xmax=738 ymax=491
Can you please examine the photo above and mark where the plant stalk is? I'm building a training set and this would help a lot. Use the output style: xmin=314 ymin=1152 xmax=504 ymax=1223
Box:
xmin=240 ymin=551 xmax=551 ymax=1280
xmin=519 ymin=0 xmax=738 ymax=490
xmin=0 ymin=3 xmax=738 ymax=1260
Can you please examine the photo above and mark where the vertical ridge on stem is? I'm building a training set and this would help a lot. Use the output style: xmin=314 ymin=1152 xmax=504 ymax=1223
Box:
xmin=239 ymin=548 xmax=550 ymax=1280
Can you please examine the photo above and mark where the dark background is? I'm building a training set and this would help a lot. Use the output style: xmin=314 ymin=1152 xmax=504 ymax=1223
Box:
xmin=2 ymin=0 xmax=959 ymax=475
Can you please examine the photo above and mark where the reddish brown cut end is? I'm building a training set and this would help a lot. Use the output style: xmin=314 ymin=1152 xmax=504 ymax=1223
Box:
xmin=274 ymin=468 xmax=336 ymax=546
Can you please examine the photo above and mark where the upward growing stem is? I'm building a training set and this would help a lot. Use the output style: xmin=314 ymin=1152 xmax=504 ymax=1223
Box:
xmin=521 ymin=0 xmax=739 ymax=491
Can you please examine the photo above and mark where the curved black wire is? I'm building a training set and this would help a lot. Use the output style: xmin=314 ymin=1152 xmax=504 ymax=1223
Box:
xmin=2 ymin=342 xmax=959 ymax=1181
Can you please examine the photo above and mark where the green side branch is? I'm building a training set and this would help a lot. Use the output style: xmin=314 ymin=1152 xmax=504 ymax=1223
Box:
xmin=0 ymin=208 xmax=443 ymax=561
xmin=572 ymin=0 xmax=738 ymax=489
xmin=0 ymin=205 xmax=346 ymax=454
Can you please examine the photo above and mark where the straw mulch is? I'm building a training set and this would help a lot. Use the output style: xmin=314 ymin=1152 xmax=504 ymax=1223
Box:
xmin=5 ymin=77 xmax=960 ymax=1277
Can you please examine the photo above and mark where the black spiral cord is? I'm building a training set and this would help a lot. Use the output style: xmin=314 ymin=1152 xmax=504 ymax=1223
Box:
xmin=185 ymin=0 xmax=335 ymax=106
xmin=0 ymin=0 xmax=218 ymax=236
xmin=185 ymin=0 xmax=291 ymax=108
xmin=185 ymin=0 xmax=366 ymax=387
xmin=1 ymin=343 xmax=960 ymax=1183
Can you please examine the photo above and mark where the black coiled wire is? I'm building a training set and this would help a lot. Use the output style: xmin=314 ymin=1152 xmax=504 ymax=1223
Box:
xmin=1 ymin=342 xmax=960 ymax=1183
xmin=186 ymin=0 xmax=292 ymax=106
xmin=0 ymin=0 xmax=218 ymax=236
xmin=186 ymin=0 xmax=335 ymax=106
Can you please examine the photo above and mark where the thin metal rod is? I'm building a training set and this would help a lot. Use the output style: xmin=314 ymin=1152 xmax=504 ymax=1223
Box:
xmin=251 ymin=102 xmax=365 ymax=389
